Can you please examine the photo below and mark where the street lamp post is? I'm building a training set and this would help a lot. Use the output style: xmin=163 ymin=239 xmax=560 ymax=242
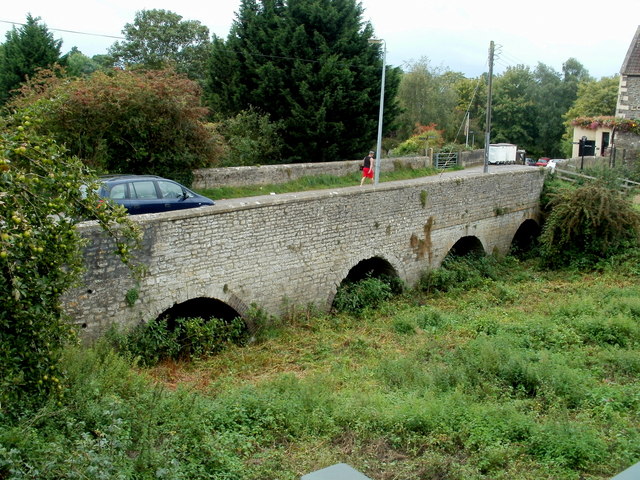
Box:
xmin=369 ymin=38 xmax=386 ymax=186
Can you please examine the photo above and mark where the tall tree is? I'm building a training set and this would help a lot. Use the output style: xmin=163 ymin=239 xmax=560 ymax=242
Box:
xmin=108 ymin=9 xmax=211 ymax=85
xmin=0 ymin=14 xmax=62 ymax=105
xmin=454 ymin=75 xmax=486 ymax=146
xmin=564 ymin=76 xmax=619 ymax=119
xmin=65 ymin=47 xmax=102 ymax=77
xmin=490 ymin=65 xmax=537 ymax=151
xmin=561 ymin=57 xmax=592 ymax=101
xmin=396 ymin=58 xmax=464 ymax=141
xmin=532 ymin=62 xmax=567 ymax=158
xmin=206 ymin=0 xmax=400 ymax=163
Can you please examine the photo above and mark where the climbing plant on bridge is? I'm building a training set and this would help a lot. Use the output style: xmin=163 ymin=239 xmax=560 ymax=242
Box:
xmin=0 ymin=109 xmax=141 ymax=417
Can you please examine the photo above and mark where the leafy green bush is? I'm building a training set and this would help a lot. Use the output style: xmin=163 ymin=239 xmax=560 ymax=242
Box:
xmin=212 ymin=107 xmax=284 ymax=167
xmin=108 ymin=316 xmax=247 ymax=366
xmin=528 ymin=421 xmax=607 ymax=469
xmin=419 ymin=253 xmax=513 ymax=293
xmin=332 ymin=276 xmax=394 ymax=314
xmin=539 ymin=181 xmax=640 ymax=268
xmin=0 ymin=346 xmax=248 ymax=479
xmin=415 ymin=307 xmax=452 ymax=331
xmin=393 ymin=135 xmax=426 ymax=156
xmin=8 ymin=67 xmax=219 ymax=185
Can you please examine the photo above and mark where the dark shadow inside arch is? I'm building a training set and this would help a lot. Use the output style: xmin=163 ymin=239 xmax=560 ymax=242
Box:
xmin=336 ymin=256 xmax=403 ymax=296
xmin=447 ymin=236 xmax=485 ymax=258
xmin=510 ymin=219 xmax=541 ymax=257
xmin=332 ymin=256 xmax=403 ymax=312
xmin=345 ymin=256 xmax=398 ymax=283
xmin=159 ymin=297 xmax=243 ymax=331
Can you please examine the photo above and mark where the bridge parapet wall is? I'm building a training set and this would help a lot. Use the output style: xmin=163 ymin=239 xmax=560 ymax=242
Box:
xmin=65 ymin=167 xmax=545 ymax=339
xmin=192 ymin=151 xmax=485 ymax=189
xmin=192 ymin=157 xmax=429 ymax=189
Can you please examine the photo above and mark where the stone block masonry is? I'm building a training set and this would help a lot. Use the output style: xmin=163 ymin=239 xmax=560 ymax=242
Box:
xmin=65 ymin=165 xmax=545 ymax=339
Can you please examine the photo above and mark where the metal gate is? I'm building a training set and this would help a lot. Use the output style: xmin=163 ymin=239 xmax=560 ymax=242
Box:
xmin=434 ymin=152 xmax=459 ymax=169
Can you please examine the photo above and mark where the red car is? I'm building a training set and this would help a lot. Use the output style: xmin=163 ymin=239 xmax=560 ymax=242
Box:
xmin=534 ymin=157 xmax=550 ymax=167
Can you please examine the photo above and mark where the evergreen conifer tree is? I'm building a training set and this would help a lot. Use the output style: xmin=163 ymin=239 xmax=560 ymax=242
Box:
xmin=0 ymin=15 xmax=62 ymax=105
xmin=207 ymin=0 xmax=400 ymax=163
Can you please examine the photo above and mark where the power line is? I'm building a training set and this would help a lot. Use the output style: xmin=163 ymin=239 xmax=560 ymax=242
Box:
xmin=0 ymin=18 xmax=377 ymax=70
xmin=0 ymin=19 xmax=124 ymax=40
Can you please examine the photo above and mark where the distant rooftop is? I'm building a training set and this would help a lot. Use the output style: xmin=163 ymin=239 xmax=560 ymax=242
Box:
xmin=621 ymin=26 xmax=640 ymax=75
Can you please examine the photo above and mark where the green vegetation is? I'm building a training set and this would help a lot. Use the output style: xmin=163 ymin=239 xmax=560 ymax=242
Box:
xmin=212 ymin=107 xmax=284 ymax=167
xmin=0 ymin=14 xmax=62 ymax=104
xmin=540 ymin=181 xmax=640 ymax=268
xmin=1 ymin=255 xmax=639 ymax=479
xmin=106 ymin=315 xmax=248 ymax=366
xmin=108 ymin=9 xmax=211 ymax=86
xmin=333 ymin=276 xmax=395 ymax=315
xmin=195 ymin=165 xmax=449 ymax=200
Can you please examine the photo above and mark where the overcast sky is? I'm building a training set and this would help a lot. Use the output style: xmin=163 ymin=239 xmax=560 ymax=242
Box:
xmin=1 ymin=0 xmax=637 ymax=79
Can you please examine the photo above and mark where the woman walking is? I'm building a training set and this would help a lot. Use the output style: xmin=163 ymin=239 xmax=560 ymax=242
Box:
xmin=360 ymin=151 xmax=375 ymax=186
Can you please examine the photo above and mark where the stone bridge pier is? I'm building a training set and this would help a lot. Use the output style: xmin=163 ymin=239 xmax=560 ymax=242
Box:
xmin=64 ymin=165 xmax=546 ymax=339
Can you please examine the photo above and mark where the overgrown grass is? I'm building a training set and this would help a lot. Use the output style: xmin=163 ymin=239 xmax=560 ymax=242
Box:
xmin=1 ymin=255 xmax=639 ymax=479
xmin=195 ymin=166 xmax=448 ymax=200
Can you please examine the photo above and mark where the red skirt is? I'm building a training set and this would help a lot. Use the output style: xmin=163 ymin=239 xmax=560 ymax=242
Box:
xmin=362 ymin=167 xmax=374 ymax=179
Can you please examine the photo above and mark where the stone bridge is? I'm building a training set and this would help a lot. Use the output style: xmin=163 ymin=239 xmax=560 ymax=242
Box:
xmin=64 ymin=165 xmax=546 ymax=339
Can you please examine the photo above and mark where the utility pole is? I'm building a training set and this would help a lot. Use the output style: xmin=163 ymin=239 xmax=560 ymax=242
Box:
xmin=483 ymin=41 xmax=495 ymax=174
xmin=464 ymin=112 xmax=470 ymax=147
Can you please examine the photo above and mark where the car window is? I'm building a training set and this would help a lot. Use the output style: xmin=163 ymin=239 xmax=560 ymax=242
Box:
xmin=157 ymin=180 xmax=184 ymax=199
xmin=130 ymin=181 xmax=159 ymax=200
xmin=109 ymin=184 xmax=127 ymax=199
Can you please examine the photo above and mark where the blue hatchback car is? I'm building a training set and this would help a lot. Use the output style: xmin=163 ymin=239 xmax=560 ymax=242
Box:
xmin=97 ymin=175 xmax=215 ymax=215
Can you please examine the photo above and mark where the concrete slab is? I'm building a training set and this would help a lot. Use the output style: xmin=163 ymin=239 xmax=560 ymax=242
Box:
xmin=610 ymin=461 xmax=640 ymax=480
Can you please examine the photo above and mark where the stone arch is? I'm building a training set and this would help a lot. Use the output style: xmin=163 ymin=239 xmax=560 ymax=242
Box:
xmin=447 ymin=235 xmax=486 ymax=257
xmin=510 ymin=218 xmax=541 ymax=255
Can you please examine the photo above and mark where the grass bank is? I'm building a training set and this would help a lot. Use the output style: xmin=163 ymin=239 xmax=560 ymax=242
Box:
xmin=1 ymin=255 xmax=639 ymax=479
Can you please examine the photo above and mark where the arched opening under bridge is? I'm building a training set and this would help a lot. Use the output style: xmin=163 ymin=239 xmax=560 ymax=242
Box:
xmin=510 ymin=219 xmax=541 ymax=256
xmin=331 ymin=256 xmax=403 ymax=312
xmin=159 ymin=297 xmax=244 ymax=331
xmin=343 ymin=256 xmax=399 ymax=284
xmin=447 ymin=236 xmax=485 ymax=258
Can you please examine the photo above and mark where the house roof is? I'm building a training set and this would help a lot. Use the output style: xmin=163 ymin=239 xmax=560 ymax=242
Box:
xmin=621 ymin=26 xmax=640 ymax=75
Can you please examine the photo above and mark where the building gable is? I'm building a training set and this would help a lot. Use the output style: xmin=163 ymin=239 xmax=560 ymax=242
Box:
xmin=617 ymin=26 xmax=640 ymax=120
